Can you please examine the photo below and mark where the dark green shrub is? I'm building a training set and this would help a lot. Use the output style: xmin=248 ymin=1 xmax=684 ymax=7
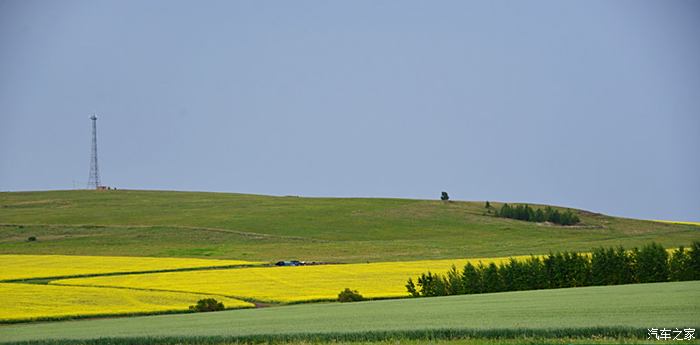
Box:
xmin=189 ymin=298 xmax=224 ymax=312
xmin=499 ymin=260 xmax=517 ymax=291
xmin=590 ymin=247 xmax=608 ymax=285
xmin=522 ymin=256 xmax=547 ymax=290
xmin=415 ymin=271 xmax=447 ymax=297
xmin=338 ymin=288 xmax=364 ymax=302
xmin=461 ymin=262 xmax=483 ymax=294
xmin=405 ymin=278 xmax=419 ymax=297
xmin=496 ymin=204 xmax=580 ymax=225
xmin=689 ymin=241 xmax=700 ymax=280
xmin=669 ymin=246 xmax=692 ymax=281
xmin=27 ymin=236 xmax=37 ymax=242
xmin=445 ymin=265 xmax=464 ymax=295
xmin=567 ymin=251 xmax=591 ymax=287
xmin=548 ymin=209 xmax=561 ymax=224
xmin=498 ymin=203 xmax=512 ymax=218
xmin=534 ymin=208 xmax=545 ymax=222
xmin=544 ymin=252 xmax=564 ymax=288
xmin=591 ymin=246 xmax=635 ymax=285
xmin=637 ymin=242 xmax=669 ymax=283
xmin=482 ymin=262 xmax=503 ymax=293
xmin=559 ymin=211 xmax=578 ymax=226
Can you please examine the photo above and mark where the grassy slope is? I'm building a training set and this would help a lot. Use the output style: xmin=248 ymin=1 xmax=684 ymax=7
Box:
xmin=0 ymin=190 xmax=698 ymax=262
xmin=1 ymin=281 xmax=698 ymax=342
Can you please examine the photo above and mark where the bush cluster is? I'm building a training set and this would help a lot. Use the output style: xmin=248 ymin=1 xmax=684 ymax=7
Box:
xmin=496 ymin=204 xmax=580 ymax=226
xmin=337 ymin=288 xmax=364 ymax=302
xmin=407 ymin=241 xmax=700 ymax=297
xmin=189 ymin=298 xmax=225 ymax=312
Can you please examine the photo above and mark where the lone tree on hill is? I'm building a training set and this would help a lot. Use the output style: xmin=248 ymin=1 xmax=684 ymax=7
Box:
xmin=441 ymin=192 xmax=449 ymax=201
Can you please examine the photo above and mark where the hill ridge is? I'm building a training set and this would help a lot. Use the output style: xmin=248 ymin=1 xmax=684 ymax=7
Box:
xmin=0 ymin=190 xmax=697 ymax=262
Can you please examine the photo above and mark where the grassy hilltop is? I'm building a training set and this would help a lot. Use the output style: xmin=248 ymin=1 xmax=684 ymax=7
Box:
xmin=0 ymin=190 xmax=697 ymax=262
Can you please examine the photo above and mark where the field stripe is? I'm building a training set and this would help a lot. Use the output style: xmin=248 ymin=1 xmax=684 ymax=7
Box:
xmin=0 ymin=254 xmax=261 ymax=281
xmin=0 ymin=283 xmax=254 ymax=322
xmin=653 ymin=220 xmax=700 ymax=227
xmin=1 ymin=281 xmax=697 ymax=342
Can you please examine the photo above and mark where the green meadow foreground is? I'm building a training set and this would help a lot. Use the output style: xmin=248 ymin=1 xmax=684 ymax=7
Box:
xmin=2 ymin=338 xmax=693 ymax=345
xmin=1 ymin=281 xmax=698 ymax=343
xmin=1 ymin=190 xmax=698 ymax=262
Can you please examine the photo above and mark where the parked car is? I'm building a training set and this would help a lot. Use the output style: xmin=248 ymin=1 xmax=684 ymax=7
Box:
xmin=274 ymin=260 xmax=302 ymax=266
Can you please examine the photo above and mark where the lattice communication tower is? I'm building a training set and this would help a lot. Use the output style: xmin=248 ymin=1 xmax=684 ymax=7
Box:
xmin=87 ymin=114 xmax=101 ymax=189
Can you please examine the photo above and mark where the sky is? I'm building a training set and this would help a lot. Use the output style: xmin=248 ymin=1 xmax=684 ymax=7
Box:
xmin=0 ymin=0 xmax=699 ymax=221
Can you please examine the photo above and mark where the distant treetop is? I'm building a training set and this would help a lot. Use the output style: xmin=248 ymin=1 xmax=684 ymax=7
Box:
xmin=441 ymin=192 xmax=449 ymax=201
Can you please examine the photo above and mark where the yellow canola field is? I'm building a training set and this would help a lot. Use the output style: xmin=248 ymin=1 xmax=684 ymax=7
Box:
xmin=0 ymin=254 xmax=258 ymax=281
xmin=0 ymin=283 xmax=253 ymax=322
xmin=55 ymin=256 xmax=533 ymax=303
xmin=654 ymin=220 xmax=700 ymax=227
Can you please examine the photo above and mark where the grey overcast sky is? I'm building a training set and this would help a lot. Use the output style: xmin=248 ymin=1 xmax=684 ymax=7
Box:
xmin=0 ymin=0 xmax=699 ymax=221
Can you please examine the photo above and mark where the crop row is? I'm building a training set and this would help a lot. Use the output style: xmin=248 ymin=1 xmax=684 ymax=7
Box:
xmin=0 ymin=283 xmax=253 ymax=322
xmin=0 ymin=254 xmax=257 ymax=281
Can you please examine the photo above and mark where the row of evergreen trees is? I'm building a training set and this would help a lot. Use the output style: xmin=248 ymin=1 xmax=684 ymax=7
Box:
xmin=406 ymin=242 xmax=700 ymax=297
xmin=495 ymin=203 xmax=580 ymax=226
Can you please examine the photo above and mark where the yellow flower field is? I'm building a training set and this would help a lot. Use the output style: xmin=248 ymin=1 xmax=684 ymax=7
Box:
xmin=0 ymin=254 xmax=258 ymax=281
xmin=55 ymin=256 xmax=532 ymax=303
xmin=654 ymin=220 xmax=700 ymax=227
xmin=0 ymin=283 xmax=253 ymax=322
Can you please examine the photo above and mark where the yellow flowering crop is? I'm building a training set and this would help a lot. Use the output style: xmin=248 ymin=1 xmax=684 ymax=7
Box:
xmin=55 ymin=256 xmax=532 ymax=303
xmin=0 ymin=255 xmax=258 ymax=281
xmin=0 ymin=283 xmax=253 ymax=322
xmin=654 ymin=220 xmax=700 ymax=227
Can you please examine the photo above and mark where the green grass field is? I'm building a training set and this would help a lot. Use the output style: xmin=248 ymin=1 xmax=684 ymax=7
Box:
xmin=2 ymin=337 xmax=691 ymax=345
xmin=1 ymin=281 xmax=697 ymax=343
xmin=1 ymin=190 xmax=697 ymax=262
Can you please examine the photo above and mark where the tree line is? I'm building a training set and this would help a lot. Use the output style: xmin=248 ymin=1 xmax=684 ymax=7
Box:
xmin=493 ymin=203 xmax=580 ymax=226
xmin=406 ymin=242 xmax=700 ymax=297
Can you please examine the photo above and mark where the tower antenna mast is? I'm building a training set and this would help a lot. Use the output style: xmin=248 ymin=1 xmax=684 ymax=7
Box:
xmin=87 ymin=114 xmax=101 ymax=189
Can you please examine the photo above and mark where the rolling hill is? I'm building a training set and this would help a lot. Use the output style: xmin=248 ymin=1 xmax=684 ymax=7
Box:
xmin=1 ymin=190 xmax=697 ymax=262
